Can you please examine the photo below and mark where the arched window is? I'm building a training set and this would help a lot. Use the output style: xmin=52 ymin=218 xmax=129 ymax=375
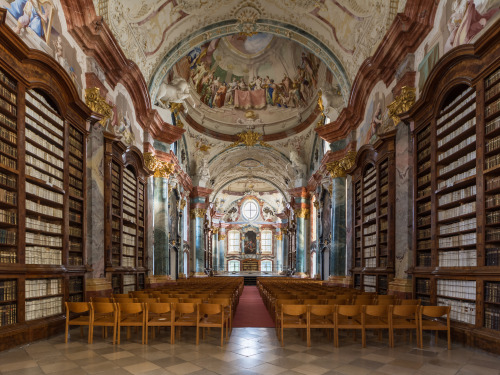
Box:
xmin=228 ymin=230 xmax=240 ymax=253
xmin=261 ymin=230 xmax=272 ymax=253
xmin=242 ymin=199 xmax=259 ymax=221
xmin=228 ymin=260 xmax=240 ymax=272
xmin=261 ymin=260 xmax=272 ymax=272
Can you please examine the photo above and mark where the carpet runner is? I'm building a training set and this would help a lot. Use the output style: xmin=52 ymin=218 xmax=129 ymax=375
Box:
xmin=232 ymin=286 xmax=275 ymax=327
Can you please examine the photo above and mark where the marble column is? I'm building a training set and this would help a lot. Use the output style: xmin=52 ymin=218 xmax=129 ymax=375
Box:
xmin=212 ymin=231 xmax=218 ymax=271
xmin=290 ymin=188 xmax=310 ymax=276
xmin=218 ymin=230 xmax=225 ymax=272
xmin=275 ymin=231 xmax=283 ymax=272
xmin=330 ymin=177 xmax=347 ymax=277
xmin=147 ymin=176 xmax=155 ymax=272
xmin=190 ymin=210 xmax=205 ymax=274
xmin=153 ymin=177 xmax=169 ymax=275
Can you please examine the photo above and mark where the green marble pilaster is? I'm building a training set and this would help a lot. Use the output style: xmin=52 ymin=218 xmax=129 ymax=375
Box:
xmin=296 ymin=216 xmax=309 ymax=273
xmin=275 ymin=234 xmax=283 ymax=272
xmin=330 ymin=177 xmax=347 ymax=276
xmin=218 ymin=231 xmax=225 ymax=271
xmin=153 ymin=177 xmax=169 ymax=275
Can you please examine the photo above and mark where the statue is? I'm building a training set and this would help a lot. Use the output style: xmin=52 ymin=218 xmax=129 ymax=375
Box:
xmin=262 ymin=206 xmax=275 ymax=221
xmin=290 ymin=150 xmax=306 ymax=179
xmin=155 ymin=77 xmax=194 ymax=109
xmin=319 ymin=83 xmax=344 ymax=121
xmin=225 ymin=206 xmax=238 ymax=222
xmin=196 ymin=157 xmax=210 ymax=187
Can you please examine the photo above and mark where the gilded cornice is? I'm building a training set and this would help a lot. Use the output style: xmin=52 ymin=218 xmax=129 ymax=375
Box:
xmin=190 ymin=208 xmax=207 ymax=219
xmin=294 ymin=208 xmax=310 ymax=219
xmin=85 ymin=87 xmax=113 ymax=126
xmin=387 ymin=86 xmax=416 ymax=126
xmin=144 ymin=152 xmax=175 ymax=178
xmin=326 ymin=150 xmax=356 ymax=178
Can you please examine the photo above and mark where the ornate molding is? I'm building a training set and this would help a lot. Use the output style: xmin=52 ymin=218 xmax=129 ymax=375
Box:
xmin=219 ymin=234 xmax=227 ymax=240
xmin=190 ymin=208 xmax=207 ymax=219
xmin=387 ymin=86 xmax=416 ymax=126
xmin=211 ymin=227 xmax=220 ymax=234
xmin=326 ymin=151 xmax=356 ymax=178
xmin=84 ymin=87 xmax=113 ymax=126
xmin=144 ymin=152 xmax=175 ymax=178
xmin=294 ymin=208 xmax=310 ymax=219
xmin=225 ymin=130 xmax=274 ymax=150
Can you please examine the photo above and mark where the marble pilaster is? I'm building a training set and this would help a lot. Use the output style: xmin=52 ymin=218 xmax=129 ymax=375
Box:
xmin=147 ymin=175 xmax=155 ymax=272
xmin=330 ymin=177 xmax=347 ymax=277
xmin=153 ymin=177 xmax=170 ymax=275
xmin=218 ymin=229 xmax=225 ymax=271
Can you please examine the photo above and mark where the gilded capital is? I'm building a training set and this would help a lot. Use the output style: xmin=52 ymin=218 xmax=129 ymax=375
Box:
xmin=276 ymin=233 xmax=283 ymax=241
xmin=294 ymin=208 xmax=310 ymax=219
xmin=179 ymin=198 xmax=186 ymax=211
xmin=85 ymin=87 xmax=114 ymax=127
xmin=326 ymin=150 xmax=356 ymax=178
xmin=211 ymin=227 xmax=220 ymax=234
xmin=219 ymin=234 xmax=227 ymax=240
xmin=144 ymin=152 xmax=175 ymax=178
xmin=388 ymin=86 xmax=416 ymax=126
xmin=190 ymin=208 xmax=206 ymax=219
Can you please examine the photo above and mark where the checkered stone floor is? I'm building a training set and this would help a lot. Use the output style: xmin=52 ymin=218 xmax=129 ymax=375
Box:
xmin=1 ymin=327 xmax=500 ymax=375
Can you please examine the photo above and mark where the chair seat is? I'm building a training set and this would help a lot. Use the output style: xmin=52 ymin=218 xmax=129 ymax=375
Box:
xmin=364 ymin=317 xmax=389 ymax=326
xmin=421 ymin=319 xmax=448 ymax=328
xmin=148 ymin=316 xmax=173 ymax=325
xmin=337 ymin=317 xmax=361 ymax=326
xmin=309 ymin=316 xmax=334 ymax=326
xmin=69 ymin=316 xmax=91 ymax=325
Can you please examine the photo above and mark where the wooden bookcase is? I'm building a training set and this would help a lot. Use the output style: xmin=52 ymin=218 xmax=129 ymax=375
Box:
xmin=404 ymin=23 xmax=500 ymax=353
xmin=0 ymin=14 xmax=91 ymax=350
xmin=350 ymin=132 xmax=396 ymax=294
xmin=104 ymin=138 xmax=148 ymax=294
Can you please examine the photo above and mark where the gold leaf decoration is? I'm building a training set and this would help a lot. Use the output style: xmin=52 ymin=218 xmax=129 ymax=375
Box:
xmin=85 ymin=87 xmax=114 ymax=127
xmin=326 ymin=150 xmax=356 ymax=178
xmin=387 ymin=86 xmax=416 ymax=126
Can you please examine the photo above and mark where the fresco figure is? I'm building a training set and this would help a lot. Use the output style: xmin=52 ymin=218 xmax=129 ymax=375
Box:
xmin=8 ymin=0 xmax=50 ymax=39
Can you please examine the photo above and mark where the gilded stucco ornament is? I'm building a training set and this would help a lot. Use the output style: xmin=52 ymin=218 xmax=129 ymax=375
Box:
xmin=144 ymin=152 xmax=175 ymax=178
xmin=226 ymin=130 xmax=274 ymax=150
xmin=316 ymin=90 xmax=326 ymax=128
xmin=85 ymin=87 xmax=113 ymax=126
xmin=294 ymin=208 xmax=310 ymax=219
xmin=179 ymin=199 xmax=187 ymax=211
xmin=388 ymin=86 xmax=416 ymax=126
xmin=190 ymin=208 xmax=207 ymax=219
xmin=169 ymin=102 xmax=184 ymax=128
xmin=219 ymin=234 xmax=227 ymax=240
xmin=326 ymin=150 xmax=356 ymax=178
xmin=276 ymin=233 xmax=283 ymax=241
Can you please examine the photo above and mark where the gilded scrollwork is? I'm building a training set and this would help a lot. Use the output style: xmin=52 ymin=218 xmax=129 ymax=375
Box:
xmin=143 ymin=152 xmax=175 ymax=178
xmin=387 ymin=86 xmax=416 ymax=126
xmin=85 ymin=87 xmax=114 ymax=127
xmin=190 ymin=208 xmax=207 ymax=219
xmin=294 ymin=208 xmax=310 ymax=219
xmin=326 ymin=150 xmax=356 ymax=178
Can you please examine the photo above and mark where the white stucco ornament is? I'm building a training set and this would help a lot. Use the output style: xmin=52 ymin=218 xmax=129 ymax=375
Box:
xmin=155 ymin=77 xmax=193 ymax=109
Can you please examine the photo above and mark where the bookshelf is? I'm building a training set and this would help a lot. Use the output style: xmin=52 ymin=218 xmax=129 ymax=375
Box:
xmin=0 ymin=20 xmax=91 ymax=351
xmin=104 ymin=138 xmax=148 ymax=294
xmin=403 ymin=26 xmax=500 ymax=353
xmin=350 ymin=132 xmax=396 ymax=294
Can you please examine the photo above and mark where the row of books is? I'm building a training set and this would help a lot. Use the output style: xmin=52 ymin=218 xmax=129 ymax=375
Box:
xmin=486 ymin=117 xmax=500 ymax=135
xmin=69 ymin=186 xmax=83 ymax=198
xmin=438 ymin=185 xmax=476 ymax=207
xmin=417 ymin=215 xmax=431 ymax=227
xmin=486 ymin=247 xmax=500 ymax=266
xmin=438 ymin=201 xmax=475 ymax=221
xmin=69 ymin=212 xmax=82 ymax=223
xmin=26 ymin=142 xmax=63 ymax=169
xmin=25 ymin=107 xmax=62 ymax=138
xmin=486 ymin=228 xmax=500 ymax=241
xmin=363 ymin=224 xmax=376 ymax=235
xmin=26 ymin=199 xmax=63 ymax=218
xmin=0 ymin=279 xmax=16 ymax=300
xmin=0 ymin=125 xmax=16 ymax=144
xmin=0 ymin=171 xmax=16 ymax=189
xmin=68 ymin=136 xmax=83 ymax=152
xmin=0 ymin=229 xmax=16 ymax=245
xmin=69 ymin=144 xmax=82 ymax=158
xmin=122 ymin=257 xmax=136 ymax=268
xmin=363 ymin=275 xmax=376 ymax=287
xmin=416 ymin=278 xmax=431 ymax=294
xmin=26 ymin=166 xmax=63 ymax=190
xmin=26 ymin=91 xmax=63 ymax=126
xmin=437 ymin=297 xmax=476 ymax=324
xmin=486 ymin=68 xmax=500 ymax=87
xmin=25 ymin=232 xmax=62 ymax=247
xmin=0 ymin=153 xmax=16 ymax=171
xmin=69 ymin=165 xmax=82 ymax=179
xmin=0 ymin=70 xmax=16 ymax=90
xmin=69 ymin=241 xmax=82 ymax=252
xmin=123 ymin=212 xmax=136 ymax=224
xmin=439 ymin=217 xmax=476 ymax=235
xmin=487 ymin=211 xmax=500 ymax=224
xmin=417 ymin=185 xmax=431 ymax=198
xmin=122 ymin=246 xmax=135 ymax=256
xmin=69 ymin=126 xmax=83 ymax=142
xmin=438 ymin=249 xmax=477 ymax=267
xmin=26 ymin=217 xmax=62 ymax=234
xmin=418 ymin=173 xmax=431 ymax=186
xmin=69 ymin=226 xmax=82 ymax=237
xmin=417 ymin=228 xmax=430 ymax=239
xmin=438 ymin=114 xmax=475 ymax=144
xmin=123 ymin=233 xmax=136 ymax=246
xmin=485 ymin=282 xmax=500 ymax=303
xmin=0 ymin=304 xmax=16 ymax=326
xmin=0 ymin=113 xmax=16 ymax=131
xmin=485 ymin=97 xmax=500 ymax=117
xmin=69 ymin=277 xmax=83 ymax=293
xmin=417 ymin=147 xmax=431 ymax=162
xmin=0 ymin=187 xmax=16 ymax=205
xmin=484 ymin=306 xmax=500 ymax=330
xmin=123 ymin=226 xmax=137 ymax=236
xmin=438 ymin=134 xmax=476 ymax=163
xmin=437 ymin=87 xmax=474 ymax=126
xmin=0 ymin=251 xmax=16 ymax=263
xmin=486 ymin=193 xmax=500 ymax=208
xmin=69 ymin=199 xmax=82 ymax=211
xmin=438 ymin=233 xmax=476 ymax=248
xmin=0 ymin=84 xmax=16 ymax=104
xmin=25 ymin=128 xmax=63 ymax=157
xmin=364 ymin=211 xmax=376 ymax=223
xmin=0 ymin=208 xmax=16 ymax=225
xmin=439 ymin=151 xmax=475 ymax=177
xmin=25 ymin=296 xmax=62 ymax=321
xmin=417 ymin=240 xmax=431 ymax=250
xmin=0 ymin=97 xmax=16 ymax=116
xmin=69 ymin=155 xmax=83 ymax=170
xmin=69 ymin=176 xmax=83 ymax=189
xmin=486 ymin=134 xmax=500 ymax=154
xmin=417 ymin=201 xmax=431 ymax=214
xmin=363 ymin=245 xmax=376 ymax=257
xmin=25 ymin=278 xmax=61 ymax=298
xmin=364 ymin=258 xmax=376 ymax=267
xmin=436 ymin=279 xmax=476 ymax=300
xmin=485 ymin=153 xmax=500 ymax=170
xmin=68 ymin=255 xmax=83 ymax=266
xmin=486 ymin=176 xmax=500 ymax=191
xmin=26 ymin=246 xmax=61 ymax=265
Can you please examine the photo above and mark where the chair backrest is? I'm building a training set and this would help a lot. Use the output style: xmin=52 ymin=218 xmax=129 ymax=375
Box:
xmin=92 ymin=302 xmax=117 ymax=314
xmin=66 ymin=301 xmax=91 ymax=314
xmin=174 ymin=302 xmax=196 ymax=314
xmin=199 ymin=303 xmax=223 ymax=315
xmin=182 ymin=298 xmax=202 ymax=304
xmin=209 ymin=298 xmax=231 ymax=307
xmin=309 ymin=304 xmax=334 ymax=316
xmin=136 ymin=297 xmax=159 ymax=303
xmin=303 ymin=299 xmax=323 ymax=305
xmin=112 ymin=294 xmax=129 ymax=299
xmin=391 ymin=305 xmax=418 ymax=318
xmin=191 ymin=293 xmax=210 ymax=299
xmin=147 ymin=302 xmax=172 ymax=314
xmin=337 ymin=305 xmax=363 ymax=317
xmin=91 ymin=297 xmax=112 ymax=303
xmin=354 ymin=298 xmax=373 ymax=305
xmin=276 ymin=299 xmax=300 ymax=308
xmin=377 ymin=295 xmax=395 ymax=301
xmin=327 ymin=298 xmax=347 ymax=305
xmin=282 ymin=304 xmax=308 ymax=316
xmin=118 ymin=302 xmax=145 ymax=315
xmin=113 ymin=297 xmax=136 ymax=303
xmin=377 ymin=299 xmax=394 ymax=306
xmin=420 ymin=305 xmax=451 ymax=318
xmin=399 ymin=299 xmax=421 ymax=305
xmin=159 ymin=297 xmax=179 ymax=303
xmin=364 ymin=305 xmax=389 ymax=317
xmin=174 ymin=294 xmax=190 ymax=299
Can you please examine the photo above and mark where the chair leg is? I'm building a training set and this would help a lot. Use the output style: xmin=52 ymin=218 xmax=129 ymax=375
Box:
xmin=80 ymin=326 xmax=84 ymax=338
xmin=65 ymin=322 xmax=69 ymax=343
xmin=221 ymin=325 xmax=224 ymax=347
xmin=362 ymin=328 xmax=366 ymax=348
xmin=196 ymin=326 xmax=199 ymax=345
xmin=447 ymin=328 xmax=451 ymax=350
xmin=435 ymin=331 xmax=438 ymax=345
xmin=307 ymin=327 xmax=311 ymax=347
xmin=117 ymin=325 xmax=121 ymax=345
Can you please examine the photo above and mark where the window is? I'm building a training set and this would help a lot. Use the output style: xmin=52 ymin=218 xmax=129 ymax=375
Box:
xmin=228 ymin=260 xmax=240 ymax=272
xmin=242 ymin=199 xmax=259 ymax=221
xmin=228 ymin=230 xmax=240 ymax=253
xmin=261 ymin=230 xmax=272 ymax=253
xmin=261 ymin=260 xmax=272 ymax=272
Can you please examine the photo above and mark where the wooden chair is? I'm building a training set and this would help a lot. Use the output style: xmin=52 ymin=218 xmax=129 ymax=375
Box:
xmin=280 ymin=304 xmax=308 ymax=347
xmin=307 ymin=304 xmax=335 ymax=347
xmin=353 ymin=296 xmax=374 ymax=305
xmin=275 ymin=299 xmax=300 ymax=336
xmin=334 ymin=305 xmax=364 ymax=347
xmin=389 ymin=305 xmax=419 ymax=347
xmin=173 ymin=303 xmax=198 ymax=344
xmin=303 ymin=299 xmax=323 ymax=305
xmin=174 ymin=294 xmax=190 ymax=299
xmin=114 ymin=297 xmax=136 ymax=303
xmin=91 ymin=302 xmax=118 ymax=344
xmin=197 ymin=303 xmax=225 ymax=347
xmin=112 ymin=294 xmax=129 ymax=299
xmin=362 ymin=305 xmax=390 ymax=347
xmin=117 ymin=302 xmax=146 ymax=344
xmin=91 ymin=297 xmax=112 ymax=303
xmin=419 ymin=305 xmax=451 ymax=350
xmin=65 ymin=302 xmax=92 ymax=343
xmin=209 ymin=297 xmax=232 ymax=338
xmin=399 ymin=299 xmax=421 ymax=305
xmin=145 ymin=302 xmax=174 ymax=344
xmin=136 ymin=297 xmax=159 ymax=304
xmin=182 ymin=298 xmax=203 ymax=304
xmin=159 ymin=297 xmax=179 ymax=303
xmin=327 ymin=298 xmax=347 ymax=305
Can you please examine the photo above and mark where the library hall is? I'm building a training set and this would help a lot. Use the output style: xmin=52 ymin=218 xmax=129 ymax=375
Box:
xmin=2 ymin=0 xmax=500 ymax=374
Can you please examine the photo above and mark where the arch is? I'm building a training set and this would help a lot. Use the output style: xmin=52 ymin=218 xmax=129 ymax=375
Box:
xmin=211 ymin=176 xmax=289 ymax=201
xmin=148 ymin=19 xmax=351 ymax=105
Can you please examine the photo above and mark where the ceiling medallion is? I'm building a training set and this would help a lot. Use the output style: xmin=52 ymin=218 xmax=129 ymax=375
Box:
xmin=234 ymin=3 xmax=262 ymax=36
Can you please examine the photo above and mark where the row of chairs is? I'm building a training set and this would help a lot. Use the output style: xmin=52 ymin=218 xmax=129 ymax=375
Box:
xmin=65 ymin=301 xmax=230 ymax=347
xmin=277 ymin=304 xmax=451 ymax=349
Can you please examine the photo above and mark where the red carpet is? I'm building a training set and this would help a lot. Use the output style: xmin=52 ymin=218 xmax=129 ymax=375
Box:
xmin=232 ymin=286 xmax=275 ymax=327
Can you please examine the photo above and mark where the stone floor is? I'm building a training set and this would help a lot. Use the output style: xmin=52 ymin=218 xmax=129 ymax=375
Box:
xmin=1 ymin=327 xmax=499 ymax=375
